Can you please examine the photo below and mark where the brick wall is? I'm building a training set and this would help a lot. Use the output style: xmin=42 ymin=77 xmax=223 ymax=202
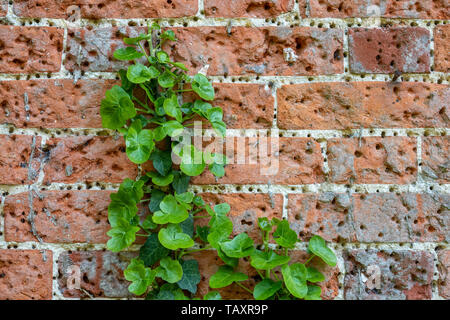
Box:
xmin=0 ymin=0 xmax=448 ymax=300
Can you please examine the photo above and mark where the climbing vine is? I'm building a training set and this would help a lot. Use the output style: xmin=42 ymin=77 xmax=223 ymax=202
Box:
xmin=101 ymin=23 xmax=337 ymax=300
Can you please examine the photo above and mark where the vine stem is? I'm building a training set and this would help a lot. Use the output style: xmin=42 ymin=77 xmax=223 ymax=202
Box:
xmin=305 ymin=254 xmax=315 ymax=265
xmin=235 ymin=282 xmax=253 ymax=294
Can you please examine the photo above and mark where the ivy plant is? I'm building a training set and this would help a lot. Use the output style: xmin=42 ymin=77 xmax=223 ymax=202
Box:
xmin=101 ymin=23 xmax=336 ymax=300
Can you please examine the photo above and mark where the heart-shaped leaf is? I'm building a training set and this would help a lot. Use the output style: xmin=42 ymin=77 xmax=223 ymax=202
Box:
xmin=250 ymin=250 xmax=290 ymax=270
xmin=253 ymin=279 xmax=282 ymax=300
xmin=114 ymin=47 xmax=144 ymax=61
xmin=158 ymin=224 xmax=194 ymax=250
xmin=219 ymin=233 xmax=254 ymax=258
xmin=124 ymin=258 xmax=156 ymax=295
xmin=155 ymin=257 xmax=183 ymax=283
xmin=177 ymin=260 xmax=201 ymax=294
xmin=308 ymin=235 xmax=337 ymax=267
xmin=209 ymin=266 xmax=248 ymax=289
xmin=100 ymin=85 xmax=136 ymax=129
xmin=192 ymin=74 xmax=214 ymax=101
xmin=281 ymin=263 xmax=308 ymax=299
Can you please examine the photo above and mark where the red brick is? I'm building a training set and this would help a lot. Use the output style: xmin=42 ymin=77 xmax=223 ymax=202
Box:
xmin=0 ymin=26 xmax=63 ymax=73
xmin=58 ymin=251 xmax=135 ymax=298
xmin=349 ymin=28 xmax=430 ymax=74
xmin=277 ymin=82 xmax=449 ymax=130
xmin=197 ymin=193 xmax=283 ymax=243
xmin=288 ymin=193 xmax=449 ymax=243
xmin=184 ymin=83 xmax=275 ymax=129
xmin=421 ymin=136 xmax=449 ymax=183
xmin=309 ymin=0 xmax=450 ymax=19
xmin=0 ymin=80 xmax=117 ymax=129
xmin=437 ymin=249 xmax=450 ymax=299
xmin=43 ymin=136 xmax=137 ymax=184
xmin=13 ymin=0 xmax=198 ymax=19
xmin=327 ymin=137 xmax=417 ymax=184
xmin=344 ymin=250 xmax=434 ymax=300
xmin=4 ymin=190 xmax=112 ymax=243
xmin=164 ymin=27 xmax=343 ymax=76
xmin=0 ymin=135 xmax=42 ymax=185
xmin=288 ymin=193 xmax=356 ymax=242
xmin=192 ymin=137 xmax=325 ymax=184
xmin=434 ymin=25 xmax=450 ymax=72
xmin=64 ymin=27 xmax=145 ymax=72
xmin=353 ymin=193 xmax=449 ymax=243
xmin=204 ymin=0 xmax=294 ymax=17
xmin=0 ymin=250 xmax=53 ymax=300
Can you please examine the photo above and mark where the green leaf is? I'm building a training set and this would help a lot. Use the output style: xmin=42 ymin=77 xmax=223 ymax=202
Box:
xmin=114 ymin=47 xmax=144 ymax=61
xmin=180 ymin=145 xmax=206 ymax=177
xmin=124 ymin=258 xmax=156 ymax=296
xmin=108 ymin=192 xmax=138 ymax=227
xmin=305 ymin=285 xmax=322 ymax=300
xmin=204 ymin=291 xmax=221 ymax=300
xmin=306 ymin=267 xmax=325 ymax=283
xmin=152 ymin=195 xmax=189 ymax=224
xmin=192 ymin=74 xmax=214 ymax=101
xmin=149 ymin=189 xmax=166 ymax=213
xmin=118 ymin=178 xmax=144 ymax=204
xmin=180 ymin=214 xmax=194 ymax=238
xmin=163 ymin=95 xmax=182 ymax=122
xmin=175 ymin=192 xmax=194 ymax=204
xmin=141 ymin=215 xmax=157 ymax=230
xmin=273 ymin=219 xmax=298 ymax=249
xmin=258 ymin=217 xmax=273 ymax=232
xmin=193 ymin=195 xmax=205 ymax=207
xmin=172 ymin=171 xmax=190 ymax=194
xmin=126 ymin=124 xmax=155 ymax=164
xmin=308 ymin=235 xmax=337 ymax=267
xmin=156 ymin=257 xmax=183 ymax=283
xmin=100 ymin=85 xmax=136 ymax=129
xmin=161 ymin=30 xmax=176 ymax=41
xmin=151 ymin=284 xmax=187 ymax=300
xmin=123 ymin=33 xmax=151 ymax=45
xmin=163 ymin=120 xmax=184 ymax=137
xmin=147 ymin=171 xmax=174 ymax=187
xmin=212 ymin=121 xmax=226 ymax=137
xmin=250 ymin=250 xmax=290 ymax=270
xmin=139 ymin=233 xmax=169 ymax=267
xmin=209 ymin=162 xmax=225 ymax=177
xmin=158 ymin=70 xmax=175 ymax=88
xmin=217 ymin=247 xmax=239 ymax=268
xmin=209 ymin=266 xmax=248 ymax=289
xmin=219 ymin=233 xmax=254 ymax=258
xmin=214 ymin=203 xmax=230 ymax=215
xmin=195 ymin=226 xmax=210 ymax=242
xmin=158 ymin=224 xmax=194 ymax=250
xmin=118 ymin=69 xmax=135 ymax=94
xmin=127 ymin=64 xmax=159 ymax=83
xmin=281 ymin=263 xmax=308 ymax=299
xmin=253 ymin=279 xmax=282 ymax=300
xmin=106 ymin=218 xmax=140 ymax=252
xmin=153 ymin=126 xmax=167 ymax=142
xmin=193 ymin=100 xmax=212 ymax=116
xmin=150 ymin=149 xmax=172 ymax=176
xmin=206 ymin=108 xmax=223 ymax=122
xmin=177 ymin=260 xmax=201 ymax=294
xmin=207 ymin=210 xmax=233 ymax=249
xmin=156 ymin=51 xmax=170 ymax=63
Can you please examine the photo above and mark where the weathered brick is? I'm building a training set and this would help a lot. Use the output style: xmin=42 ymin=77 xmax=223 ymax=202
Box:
xmin=190 ymin=249 xmax=338 ymax=300
xmin=192 ymin=137 xmax=324 ymax=184
xmin=421 ymin=136 xmax=449 ymax=183
xmin=0 ymin=250 xmax=53 ymax=300
xmin=288 ymin=193 xmax=356 ymax=242
xmin=204 ymin=0 xmax=294 ymax=17
xmin=13 ymin=0 xmax=198 ymax=19
xmin=196 ymin=193 xmax=283 ymax=243
xmin=43 ymin=136 xmax=137 ymax=184
xmin=437 ymin=249 xmax=450 ymax=299
xmin=4 ymin=190 xmax=112 ymax=243
xmin=64 ymin=27 xmax=145 ymax=72
xmin=0 ymin=0 xmax=6 ymax=17
xmin=327 ymin=137 xmax=417 ymax=184
xmin=0 ymin=135 xmax=42 ymax=185
xmin=344 ymin=250 xmax=434 ymax=300
xmin=184 ymin=83 xmax=275 ymax=128
xmin=434 ymin=25 xmax=450 ymax=72
xmin=0 ymin=80 xmax=117 ymax=128
xmin=353 ymin=193 xmax=449 ymax=243
xmin=0 ymin=26 xmax=63 ymax=73
xmin=277 ymin=82 xmax=449 ymax=130
xmin=309 ymin=0 xmax=450 ymax=19
xmin=164 ymin=27 xmax=344 ymax=76
xmin=58 ymin=251 xmax=135 ymax=298
xmin=288 ymin=193 xmax=449 ymax=243
xmin=349 ymin=28 xmax=430 ymax=74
